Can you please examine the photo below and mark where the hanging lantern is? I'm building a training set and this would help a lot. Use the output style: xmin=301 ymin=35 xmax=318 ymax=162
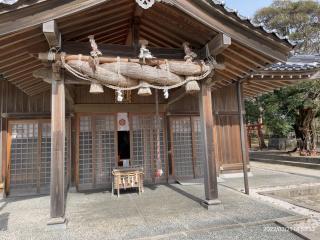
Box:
xmin=185 ymin=80 xmax=200 ymax=94
xmin=89 ymin=83 xmax=104 ymax=94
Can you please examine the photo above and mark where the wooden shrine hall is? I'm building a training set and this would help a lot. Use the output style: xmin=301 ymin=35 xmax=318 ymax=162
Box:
xmin=0 ymin=0 xmax=314 ymax=221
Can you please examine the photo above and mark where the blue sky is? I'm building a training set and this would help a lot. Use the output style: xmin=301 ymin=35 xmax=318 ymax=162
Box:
xmin=224 ymin=0 xmax=274 ymax=17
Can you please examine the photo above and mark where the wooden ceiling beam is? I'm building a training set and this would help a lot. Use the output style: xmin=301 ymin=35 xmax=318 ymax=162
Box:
xmin=73 ymin=19 xmax=130 ymax=42
xmin=16 ymin=76 xmax=41 ymax=86
xmin=0 ymin=36 xmax=47 ymax=57
xmin=225 ymin=63 xmax=247 ymax=75
xmin=232 ymin=42 xmax=274 ymax=64
xmin=0 ymin=0 xmax=117 ymax=36
xmin=81 ymin=23 xmax=130 ymax=42
xmin=0 ymin=51 xmax=29 ymax=64
xmin=0 ymin=31 xmax=43 ymax=49
xmin=59 ymin=0 xmax=132 ymax=30
xmin=29 ymin=87 xmax=51 ymax=96
xmin=223 ymin=53 xmax=257 ymax=72
xmin=224 ymin=68 xmax=243 ymax=78
xmin=9 ymin=76 xmax=35 ymax=85
xmin=16 ymin=78 xmax=43 ymax=89
xmin=23 ymin=81 xmax=47 ymax=92
xmin=249 ymin=75 xmax=307 ymax=81
xmin=1 ymin=61 xmax=41 ymax=74
xmin=139 ymin=25 xmax=178 ymax=48
xmin=242 ymin=87 xmax=261 ymax=96
xmin=143 ymin=10 xmax=206 ymax=47
xmin=62 ymin=8 xmax=132 ymax=38
xmin=94 ymin=29 xmax=129 ymax=43
xmin=99 ymin=34 xmax=128 ymax=44
xmin=5 ymin=64 xmax=43 ymax=79
xmin=225 ymin=47 xmax=265 ymax=69
xmin=139 ymin=33 xmax=161 ymax=48
xmin=141 ymin=16 xmax=192 ymax=46
xmin=250 ymin=83 xmax=274 ymax=92
xmin=253 ymin=80 xmax=286 ymax=89
xmin=261 ymin=80 xmax=292 ymax=87
xmin=0 ymin=54 xmax=34 ymax=69
xmin=0 ymin=41 xmax=48 ymax=60
xmin=245 ymin=84 xmax=273 ymax=93
xmin=8 ymin=71 xmax=36 ymax=83
xmin=215 ymin=70 xmax=236 ymax=82
xmin=111 ymin=38 xmax=127 ymax=45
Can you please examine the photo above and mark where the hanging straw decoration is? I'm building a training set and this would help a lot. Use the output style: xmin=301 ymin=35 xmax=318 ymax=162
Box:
xmin=185 ymin=80 xmax=200 ymax=94
xmin=154 ymin=89 xmax=163 ymax=178
xmin=89 ymin=82 xmax=104 ymax=94
xmin=59 ymin=35 xmax=214 ymax=96
xmin=139 ymin=39 xmax=154 ymax=64
xmin=137 ymin=81 xmax=152 ymax=96
xmin=116 ymin=89 xmax=123 ymax=102
xmin=163 ymin=88 xmax=169 ymax=99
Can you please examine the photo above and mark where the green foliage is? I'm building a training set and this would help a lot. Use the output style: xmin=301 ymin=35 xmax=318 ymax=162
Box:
xmin=253 ymin=0 xmax=320 ymax=54
xmin=244 ymin=98 xmax=260 ymax=124
xmin=246 ymin=1 xmax=320 ymax=140
xmin=246 ymin=80 xmax=320 ymax=137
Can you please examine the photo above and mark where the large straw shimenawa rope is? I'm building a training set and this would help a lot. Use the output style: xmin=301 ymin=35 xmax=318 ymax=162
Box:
xmin=59 ymin=37 xmax=214 ymax=92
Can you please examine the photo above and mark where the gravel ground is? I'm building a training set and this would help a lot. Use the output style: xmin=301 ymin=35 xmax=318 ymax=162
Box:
xmin=0 ymin=183 xmax=301 ymax=240
xmin=0 ymin=164 xmax=318 ymax=240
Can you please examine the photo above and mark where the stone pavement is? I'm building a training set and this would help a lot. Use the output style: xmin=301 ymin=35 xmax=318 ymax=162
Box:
xmin=0 ymin=164 xmax=319 ymax=239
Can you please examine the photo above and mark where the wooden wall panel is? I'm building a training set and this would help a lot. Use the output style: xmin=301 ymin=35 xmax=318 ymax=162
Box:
xmin=0 ymin=80 xmax=53 ymax=187
xmin=168 ymin=94 xmax=199 ymax=114
xmin=0 ymin=80 xmax=51 ymax=114
xmin=212 ymin=84 xmax=238 ymax=112
xmin=212 ymin=84 xmax=245 ymax=173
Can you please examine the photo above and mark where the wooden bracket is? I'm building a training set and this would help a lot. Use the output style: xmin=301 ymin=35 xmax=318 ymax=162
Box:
xmin=204 ymin=33 xmax=231 ymax=57
xmin=42 ymin=20 xmax=61 ymax=48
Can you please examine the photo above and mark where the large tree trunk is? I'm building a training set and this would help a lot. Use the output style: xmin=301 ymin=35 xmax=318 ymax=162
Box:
xmin=257 ymin=116 xmax=267 ymax=149
xmin=296 ymin=108 xmax=317 ymax=156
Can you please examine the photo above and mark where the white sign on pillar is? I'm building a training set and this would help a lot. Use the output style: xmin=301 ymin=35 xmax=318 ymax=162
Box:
xmin=117 ymin=113 xmax=129 ymax=131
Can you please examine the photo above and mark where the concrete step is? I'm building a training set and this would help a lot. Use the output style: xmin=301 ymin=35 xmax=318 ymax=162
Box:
xmin=250 ymin=158 xmax=320 ymax=169
xmin=250 ymin=153 xmax=320 ymax=164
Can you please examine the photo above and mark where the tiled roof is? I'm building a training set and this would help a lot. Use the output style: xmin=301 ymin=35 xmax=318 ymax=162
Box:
xmin=209 ymin=0 xmax=295 ymax=46
xmin=264 ymin=55 xmax=320 ymax=71
xmin=0 ymin=0 xmax=18 ymax=4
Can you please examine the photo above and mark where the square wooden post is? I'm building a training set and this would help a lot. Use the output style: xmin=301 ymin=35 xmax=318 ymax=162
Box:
xmin=49 ymin=64 xmax=66 ymax=222
xmin=198 ymin=82 xmax=222 ymax=210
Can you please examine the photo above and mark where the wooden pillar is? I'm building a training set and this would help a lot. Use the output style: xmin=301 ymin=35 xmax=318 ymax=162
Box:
xmin=236 ymin=82 xmax=249 ymax=195
xmin=199 ymin=82 xmax=222 ymax=209
xmin=1 ymin=118 xmax=7 ymax=191
xmin=50 ymin=64 xmax=66 ymax=220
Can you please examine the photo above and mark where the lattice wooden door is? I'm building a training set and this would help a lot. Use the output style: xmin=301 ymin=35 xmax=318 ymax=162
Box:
xmin=77 ymin=115 xmax=116 ymax=190
xmin=130 ymin=114 xmax=167 ymax=183
xmin=170 ymin=116 xmax=203 ymax=180
xmin=7 ymin=120 xmax=70 ymax=196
